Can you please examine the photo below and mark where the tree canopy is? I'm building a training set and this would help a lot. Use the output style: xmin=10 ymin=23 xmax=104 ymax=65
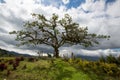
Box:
xmin=10 ymin=13 xmax=110 ymax=58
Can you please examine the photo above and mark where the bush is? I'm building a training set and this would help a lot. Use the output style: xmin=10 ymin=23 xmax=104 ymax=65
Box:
xmin=19 ymin=56 xmax=24 ymax=61
xmin=106 ymin=54 xmax=117 ymax=63
xmin=8 ymin=60 xmax=14 ymax=65
xmin=28 ymin=57 xmax=35 ymax=62
xmin=116 ymin=56 xmax=120 ymax=65
xmin=99 ymin=55 xmax=106 ymax=63
xmin=12 ymin=60 xmax=20 ymax=70
xmin=101 ymin=63 xmax=119 ymax=76
xmin=15 ymin=57 xmax=21 ymax=62
xmin=0 ymin=63 xmax=7 ymax=71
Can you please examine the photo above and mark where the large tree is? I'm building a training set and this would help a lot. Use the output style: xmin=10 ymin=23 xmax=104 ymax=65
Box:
xmin=10 ymin=13 xmax=110 ymax=58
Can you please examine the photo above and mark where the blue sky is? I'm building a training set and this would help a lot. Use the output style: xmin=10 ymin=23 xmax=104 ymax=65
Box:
xmin=0 ymin=0 xmax=116 ymax=8
xmin=39 ymin=0 xmax=85 ymax=8
xmin=39 ymin=0 xmax=116 ymax=9
xmin=0 ymin=0 xmax=5 ymax=3
xmin=65 ymin=0 xmax=85 ymax=8
xmin=0 ymin=0 xmax=120 ymax=56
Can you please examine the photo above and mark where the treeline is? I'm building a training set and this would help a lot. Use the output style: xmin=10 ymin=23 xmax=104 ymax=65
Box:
xmin=99 ymin=54 xmax=120 ymax=65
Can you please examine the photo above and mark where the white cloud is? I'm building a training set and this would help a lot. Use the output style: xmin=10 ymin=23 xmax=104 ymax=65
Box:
xmin=62 ymin=0 xmax=69 ymax=4
xmin=106 ymin=0 xmax=120 ymax=17
xmin=60 ymin=48 xmax=120 ymax=57
xmin=0 ymin=0 xmax=120 ymax=56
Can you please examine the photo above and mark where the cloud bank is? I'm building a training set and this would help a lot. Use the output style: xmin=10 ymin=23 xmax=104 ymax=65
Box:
xmin=0 ymin=0 xmax=120 ymax=56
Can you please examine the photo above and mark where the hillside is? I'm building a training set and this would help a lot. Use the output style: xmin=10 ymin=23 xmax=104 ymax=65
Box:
xmin=76 ymin=54 xmax=99 ymax=61
xmin=0 ymin=48 xmax=100 ymax=61
xmin=0 ymin=57 xmax=120 ymax=80
xmin=0 ymin=48 xmax=31 ymax=57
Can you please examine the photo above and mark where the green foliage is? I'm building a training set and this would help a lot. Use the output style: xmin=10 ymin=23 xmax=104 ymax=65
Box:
xmin=117 ymin=56 xmax=120 ymax=65
xmin=0 ymin=57 xmax=91 ymax=80
xmin=0 ymin=48 xmax=14 ymax=57
xmin=67 ymin=58 xmax=120 ymax=80
xmin=0 ymin=57 xmax=120 ymax=80
xmin=99 ymin=54 xmax=120 ymax=66
xmin=106 ymin=54 xmax=117 ymax=63
xmin=0 ymin=48 xmax=31 ymax=57
xmin=99 ymin=55 xmax=106 ymax=62
xmin=10 ymin=13 xmax=110 ymax=57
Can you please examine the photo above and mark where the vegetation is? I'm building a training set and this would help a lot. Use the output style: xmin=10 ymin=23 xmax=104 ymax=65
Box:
xmin=0 ymin=48 xmax=14 ymax=57
xmin=10 ymin=13 xmax=110 ymax=57
xmin=0 ymin=48 xmax=31 ymax=57
xmin=6 ymin=12 xmax=112 ymax=80
xmin=0 ymin=56 xmax=120 ymax=80
xmin=99 ymin=54 xmax=120 ymax=66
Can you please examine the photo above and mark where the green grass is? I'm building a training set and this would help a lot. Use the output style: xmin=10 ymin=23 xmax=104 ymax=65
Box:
xmin=0 ymin=58 xmax=92 ymax=80
xmin=0 ymin=57 xmax=120 ymax=80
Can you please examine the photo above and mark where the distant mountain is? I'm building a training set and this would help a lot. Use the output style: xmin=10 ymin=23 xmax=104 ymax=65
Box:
xmin=0 ymin=48 xmax=32 ymax=57
xmin=0 ymin=48 xmax=100 ymax=60
xmin=76 ymin=54 xmax=100 ymax=61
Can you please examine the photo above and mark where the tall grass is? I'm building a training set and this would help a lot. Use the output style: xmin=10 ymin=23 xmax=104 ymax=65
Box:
xmin=0 ymin=57 xmax=120 ymax=80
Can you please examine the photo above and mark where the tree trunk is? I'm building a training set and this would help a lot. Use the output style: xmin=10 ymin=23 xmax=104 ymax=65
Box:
xmin=54 ymin=47 xmax=59 ymax=58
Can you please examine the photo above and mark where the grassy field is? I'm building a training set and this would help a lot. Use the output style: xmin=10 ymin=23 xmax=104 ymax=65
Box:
xmin=0 ymin=57 xmax=120 ymax=80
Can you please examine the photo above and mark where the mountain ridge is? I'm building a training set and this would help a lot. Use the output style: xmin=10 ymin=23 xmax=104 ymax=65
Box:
xmin=0 ymin=48 xmax=31 ymax=57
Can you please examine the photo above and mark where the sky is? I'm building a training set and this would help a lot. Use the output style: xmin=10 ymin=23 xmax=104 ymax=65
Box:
xmin=0 ymin=0 xmax=120 ymax=57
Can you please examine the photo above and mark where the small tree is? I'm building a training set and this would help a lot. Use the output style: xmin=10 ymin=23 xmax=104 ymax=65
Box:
xmin=99 ymin=55 xmax=106 ymax=63
xmin=10 ymin=13 xmax=110 ymax=58
xmin=106 ymin=54 xmax=117 ymax=63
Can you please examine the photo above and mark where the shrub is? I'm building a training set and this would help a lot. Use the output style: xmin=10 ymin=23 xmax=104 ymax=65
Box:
xmin=8 ymin=60 xmax=14 ymax=65
xmin=0 ymin=59 xmax=4 ymax=63
xmin=13 ymin=63 xmax=18 ymax=70
xmin=99 ymin=55 xmax=106 ymax=63
xmin=68 ymin=58 xmax=74 ymax=63
xmin=106 ymin=54 xmax=117 ymax=63
xmin=6 ymin=70 xmax=11 ymax=76
xmin=15 ymin=57 xmax=21 ymax=62
xmin=47 ymin=53 xmax=52 ymax=58
xmin=28 ymin=57 xmax=35 ymax=62
xmin=116 ymin=56 xmax=120 ymax=65
xmin=12 ymin=60 xmax=20 ymax=70
xmin=0 ymin=63 xmax=7 ymax=71
xmin=62 ymin=55 xmax=69 ymax=62
xmin=19 ymin=56 xmax=24 ymax=61
xmin=71 ymin=52 xmax=75 ymax=60
xmin=100 ymin=63 xmax=119 ymax=76
xmin=74 ymin=58 xmax=81 ymax=64
xmin=22 ymin=64 xmax=27 ymax=70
